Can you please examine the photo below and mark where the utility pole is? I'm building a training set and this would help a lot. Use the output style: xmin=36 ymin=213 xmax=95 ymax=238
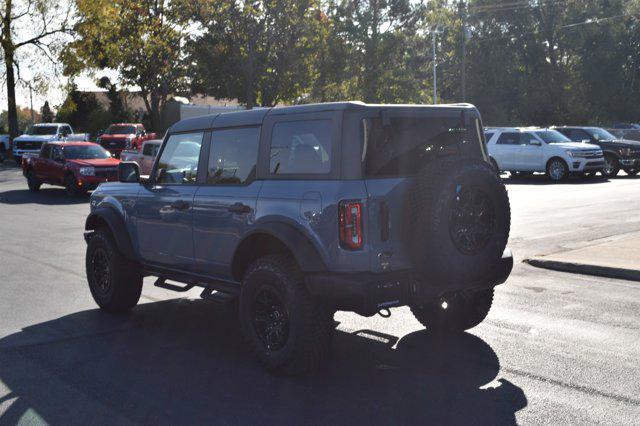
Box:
xmin=459 ymin=0 xmax=468 ymax=102
xmin=431 ymin=26 xmax=443 ymax=105
xmin=29 ymin=85 xmax=34 ymax=125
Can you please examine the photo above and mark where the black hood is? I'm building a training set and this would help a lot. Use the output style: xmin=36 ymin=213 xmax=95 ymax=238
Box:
xmin=599 ymin=139 xmax=640 ymax=149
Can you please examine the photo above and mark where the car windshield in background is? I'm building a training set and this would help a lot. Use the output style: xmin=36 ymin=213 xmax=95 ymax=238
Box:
xmin=28 ymin=126 xmax=58 ymax=135
xmin=106 ymin=125 xmax=136 ymax=134
xmin=535 ymin=130 xmax=571 ymax=144
xmin=587 ymin=128 xmax=617 ymax=141
xmin=63 ymin=145 xmax=110 ymax=160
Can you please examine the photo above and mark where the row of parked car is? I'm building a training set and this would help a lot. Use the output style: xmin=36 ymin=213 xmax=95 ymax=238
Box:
xmin=485 ymin=126 xmax=640 ymax=181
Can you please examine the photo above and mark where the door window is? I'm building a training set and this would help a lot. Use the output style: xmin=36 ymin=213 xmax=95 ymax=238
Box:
xmin=520 ymin=133 xmax=539 ymax=145
xmin=208 ymin=127 xmax=260 ymax=185
xmin=567 ymin=129 xmax=589 ymax=142
xmin=143 ymin=143 xmax=159 ymax=157
xmin=41 ymin=144 xmax=52 ymax=158
xmin=51 ymin=146 xmax=64 ymax=161
xmin=269 ymin=120 xmax=332 ymax=174
xmin=156 ymin=132 xmax=203 ymax=184
xmin=496 ymin=133 xmax=520 ymax=145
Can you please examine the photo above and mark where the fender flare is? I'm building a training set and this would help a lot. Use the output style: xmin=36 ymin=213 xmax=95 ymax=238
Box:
xmin=85 ymin=207 xmax=137 ymax=260
xmin=233 ymin=222 xmax=327 ymax=276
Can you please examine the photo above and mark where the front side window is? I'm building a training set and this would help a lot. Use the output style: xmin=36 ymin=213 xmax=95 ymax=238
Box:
xmin=41 ymin=144 xmax=52 ymax=158
xmin=535 ymin=130 xmax=571 ymax=144
xmin=269 ymin=120 xmax=332 ymax=174
xmin=496 ymin=132 xmax=520 ymax=145
xmin=520 ymin=133 xmax=539 ymax=145
xmin=208 ymin=127 xmax=260 ymax=185
xmin=587 ymin=128 xmax=616 ymax=141
xmin=143 ymin=143 xmax=159 ymax=157
xmin=156 ymin=132 xmax=203 ymax=184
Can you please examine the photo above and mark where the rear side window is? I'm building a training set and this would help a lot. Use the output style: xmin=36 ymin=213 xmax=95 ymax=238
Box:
xmin=484 ymin=132 xmax=494 ymax=142
xmin=496 ymin=133 xmax=519 ymax=145
xmin=156 ymin=132 xmax=203 ymax=184
xmin=269 ymin=120 xmax=332 ymax=174
xmin=207 ymin=127 xmax=260 ymax=185
xmin=363 ymin=115 xmax=464 ymax=177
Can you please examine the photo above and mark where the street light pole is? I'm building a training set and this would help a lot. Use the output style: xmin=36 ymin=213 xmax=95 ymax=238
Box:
xmin=432 ymin=30 xmax=437 ymax=104
xmin=29 ymin=85 xmax=34 ymax=124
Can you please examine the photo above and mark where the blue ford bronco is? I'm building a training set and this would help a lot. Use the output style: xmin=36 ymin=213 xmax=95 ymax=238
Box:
xmin=84 ymin=102 xmax=512 ymax=374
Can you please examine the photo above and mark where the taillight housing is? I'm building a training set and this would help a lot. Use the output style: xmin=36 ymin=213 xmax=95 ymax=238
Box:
xmin=339 ymin=200 xmax=363 ymax=250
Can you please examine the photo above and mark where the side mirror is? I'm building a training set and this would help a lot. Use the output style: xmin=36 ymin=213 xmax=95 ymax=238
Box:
xmin=118 ymin=162 xmax=140 ymax=183
xmin=530 ymin=140 xmax=541 ymax=146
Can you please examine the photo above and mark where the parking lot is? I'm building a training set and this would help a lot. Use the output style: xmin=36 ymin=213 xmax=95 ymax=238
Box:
xmin=0 ymin=163 xmax=639 ymax=424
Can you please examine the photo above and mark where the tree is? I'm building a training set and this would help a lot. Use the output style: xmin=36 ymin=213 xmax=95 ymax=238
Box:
xmin=0 ymin=0 xmax=71 ymax=139
xmin=56 ymin=84 xmax=105 ymax=135
xmin=97 ymin=76 xmax=133 ymax=123
xmin=0 ymin=106 xmax=39 ymax=134
xmin=40 ymin=101 xmax=53 ymax=122
xmin=185 ymin=0 xmax=326 ymax=108
xmin=63 ymin=0 xmax=189 ymax=132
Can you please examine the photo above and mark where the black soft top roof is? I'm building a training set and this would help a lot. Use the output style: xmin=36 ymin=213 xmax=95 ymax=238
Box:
xmin=168 ymin=102 xmax=478 ymax=133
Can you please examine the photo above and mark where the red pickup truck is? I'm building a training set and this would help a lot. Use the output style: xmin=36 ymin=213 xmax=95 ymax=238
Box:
xmin=22 ymin=142 xmax=120 ymax=196
xmin=96 ymin=123 xmax=157 ymax=157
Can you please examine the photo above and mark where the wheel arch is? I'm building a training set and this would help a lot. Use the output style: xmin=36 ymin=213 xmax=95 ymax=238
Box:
xmin=546 ymin=156 xmax=568 ymax=170
xmin=231 ymin=224 xmax=327 ymax=281
xmin=85 ymin=207 xmax=137 ymax=260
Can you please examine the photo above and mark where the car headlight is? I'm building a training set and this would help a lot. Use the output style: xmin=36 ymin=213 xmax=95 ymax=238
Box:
xmin=565 ymin=150 xmax=581 ymax=158
xmin=79 ymin=167 xmax=95 ymax=176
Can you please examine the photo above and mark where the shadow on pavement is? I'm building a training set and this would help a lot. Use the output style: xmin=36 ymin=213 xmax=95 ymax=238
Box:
xmin=0 ymin=299 xmax=527 ymax=425
xmin=502 ymin=173 xmax=611 ymax=185
xmin=0 ymin=188 xmax=88 ymax=205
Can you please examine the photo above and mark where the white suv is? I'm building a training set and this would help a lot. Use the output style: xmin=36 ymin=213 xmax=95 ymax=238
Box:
xmin=484 ymin=127 xmax=604 ymax=181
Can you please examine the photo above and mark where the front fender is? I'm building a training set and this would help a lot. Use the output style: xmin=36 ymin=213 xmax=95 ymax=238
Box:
xmin=85 ymin=206 xmax=137 ymax=260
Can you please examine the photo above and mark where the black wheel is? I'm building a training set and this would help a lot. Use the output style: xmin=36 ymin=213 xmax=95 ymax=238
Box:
xmin=26 ymin=169 xmax=41 ymax=192
xmin=411 ymin=288 xmax=494 ymax=333
xmin=405 ymin=161 xmax=510 ymax=285
xmin=65 ymin=174 xmax=85 ymax=197
xmin=602 ymin=155 xmax=620 ymax=177
xmin=546 ymin=158 xmax=569 ymax=182
xmin=239 ymin=255 xmax=332 ymax=375
xmin=86 ymin=229 xmax=142 ymax=312
xmin=623 ymin=168 xmax=639 ymax=176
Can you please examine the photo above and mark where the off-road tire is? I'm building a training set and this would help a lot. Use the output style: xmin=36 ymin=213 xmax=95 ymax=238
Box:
xmin=86 ymin=229 xmax=142 ymax=313
xmin=602 ymin=154 xmax=620 ymax=177
xmin=239 ymin=255 xmax=332 ymax=375
xmin=546 ymin=158 xmax=569 ymax=182
xmin=65 ymin=174 xmax=85 ymax=197
xmin=623 ymin=168 xmax=638 ymax=176
xmin=405 ymin=160 xmax=510 ymax=285
xmin=26 ymin=169 xmax=41 ymax=192
xmin=410 ymin=288 xmax=494 ymax=333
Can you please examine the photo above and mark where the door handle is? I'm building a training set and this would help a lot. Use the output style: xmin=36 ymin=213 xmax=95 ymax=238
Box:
xmin=228 ymin=202 xmax=251 ymax=214
xmin=171 ymin=200 xmax=190 ymax=211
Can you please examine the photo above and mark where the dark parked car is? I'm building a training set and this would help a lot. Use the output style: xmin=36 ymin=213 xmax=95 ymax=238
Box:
xmin=84 ymin=102 xmax=513 ymax=374
xmin=553 ymin=126 xmax=640 ymax=176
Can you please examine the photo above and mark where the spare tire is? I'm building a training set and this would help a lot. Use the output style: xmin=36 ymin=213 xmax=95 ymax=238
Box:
xmin=405 ymin=160 xmax=510 ymax=284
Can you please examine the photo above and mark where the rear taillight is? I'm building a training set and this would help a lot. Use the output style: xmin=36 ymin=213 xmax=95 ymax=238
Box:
xmin=339 ymin=200 xmax=363 ymax=250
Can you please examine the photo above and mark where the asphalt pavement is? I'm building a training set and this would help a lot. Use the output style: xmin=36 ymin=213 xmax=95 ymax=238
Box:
xmin=0 ymin=164 xmax=639 ymax=425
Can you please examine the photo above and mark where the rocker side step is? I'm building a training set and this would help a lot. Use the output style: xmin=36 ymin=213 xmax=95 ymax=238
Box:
xmin=200 ymin=287 xmax=238 ymax=304
xmin=154 ymin=277 xmax=195 ymax=292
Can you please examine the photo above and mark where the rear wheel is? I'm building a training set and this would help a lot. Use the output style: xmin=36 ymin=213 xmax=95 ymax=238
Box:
xmin=239 ymin=255 xmax=332 ymax=375
xmin=602 ymin=155 xmax=620 ymax=177
xmin=411 ymin=288 xmax=494 ymax=333
xmin=546 ymin=158 xmax=569 ymax=182
xmin=623 ymin=168 xmax=638 ymax=176
xmin=26 ymin=169 xmax=41 ymax=192
xmin=86 ymin=229 xmax=142 ymax=312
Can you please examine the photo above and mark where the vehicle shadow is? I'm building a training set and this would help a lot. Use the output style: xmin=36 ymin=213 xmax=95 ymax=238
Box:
xmin=502 ymin=173 xmax=610 ymax=185
xmin=0 ymin=299 xmax=527 ymax=425
xmin=0 ymin=188 xmax=89 ymax=205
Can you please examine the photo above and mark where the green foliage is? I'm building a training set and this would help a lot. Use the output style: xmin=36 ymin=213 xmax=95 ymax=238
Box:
xmin=40 ymin=102 xmax=54 ymax=123
xmin=97 ymin=77 xmax=134 ymax=123
xmin=0 ymin=108 xmax=38 ymax=134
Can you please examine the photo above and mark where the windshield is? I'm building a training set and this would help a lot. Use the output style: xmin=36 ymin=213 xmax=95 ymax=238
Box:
xmin=535 ymin=130 xmax=571 ymax=144
xmin=106 ymin=125 xmax=136 ymax=135
xmin=62 ymin=145 xmax=110 ymax=160
xmin=28 ymin=126 xmax=58 ymax=135
xmin=587 ymin=128 xmax=617 ymax=141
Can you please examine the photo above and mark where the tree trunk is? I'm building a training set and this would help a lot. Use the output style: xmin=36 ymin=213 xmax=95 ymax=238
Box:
xmin=4 ymin=51 xmax=18 ymax=141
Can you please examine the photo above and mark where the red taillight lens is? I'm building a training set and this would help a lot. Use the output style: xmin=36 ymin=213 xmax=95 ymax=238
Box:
xmin=339 ymin=201 xmax=363 ymax=250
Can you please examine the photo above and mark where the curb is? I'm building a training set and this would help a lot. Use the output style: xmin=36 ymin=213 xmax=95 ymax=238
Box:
xmin=523 ymin=258 xmax=640 ymax=282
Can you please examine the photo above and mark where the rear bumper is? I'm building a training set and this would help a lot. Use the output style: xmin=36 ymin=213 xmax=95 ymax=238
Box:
xmin=306 ymin=248 xmax=514 ymax=316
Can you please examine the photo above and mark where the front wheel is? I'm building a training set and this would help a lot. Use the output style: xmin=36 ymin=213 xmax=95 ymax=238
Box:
xmin=65 ymin=174 xmax=86 ymax=197
xmin=410 ymin=288 xmax=494 ymax=334
xmin=26 ymin=169 xmax=41 ymax=192
xmin=239 ymin=255 xmax=333 ymax=375
xmin=86 ymin=229 xmax=142 ymax=312
xmin=602 ymin=155 xmax=620 ymax=177
xmin=546 ymin=158 xmax=569 ymax=182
